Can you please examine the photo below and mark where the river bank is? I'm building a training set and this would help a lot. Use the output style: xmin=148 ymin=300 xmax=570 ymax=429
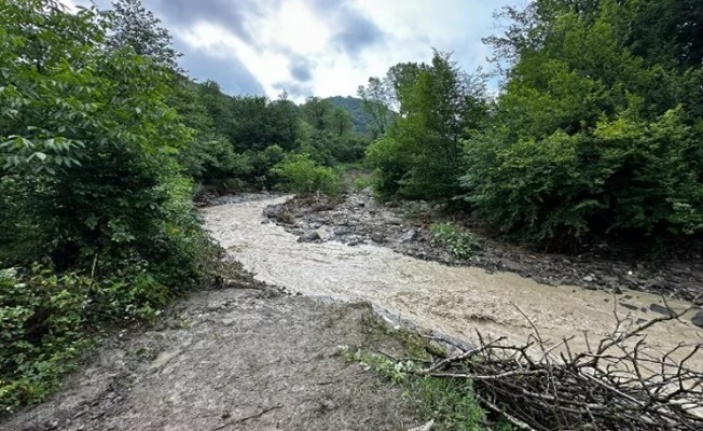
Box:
xmin=264 ymin=190 xmax=703 ymax=305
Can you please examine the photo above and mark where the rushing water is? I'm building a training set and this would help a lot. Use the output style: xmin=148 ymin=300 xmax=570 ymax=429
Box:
xmin=202 ymin=196 xmax=703 ymax=369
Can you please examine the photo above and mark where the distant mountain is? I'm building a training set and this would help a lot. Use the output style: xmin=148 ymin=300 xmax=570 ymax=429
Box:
xmin=324 ymin=96 xmax=375 ymax=135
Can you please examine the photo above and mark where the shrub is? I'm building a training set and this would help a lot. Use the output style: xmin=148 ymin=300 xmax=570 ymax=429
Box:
xmin=0 ymin=268 xmax=89 ymax=412
xmin=430 ymin=223 xmax=479 ymax=259
xmin=365 ymin=135 xmax=413 ymax=198
xmin=462 ymin=108 xmax=703 ymax=245
xmin=272 ymin=154 xmax=342 ymax=195
xmin=0 ymin=264 xmax=177 ymax=414
xmin=0 ymin=0 xmax=216 ymax=414
xmin=247 ymin=144 xmax=286 ymax=189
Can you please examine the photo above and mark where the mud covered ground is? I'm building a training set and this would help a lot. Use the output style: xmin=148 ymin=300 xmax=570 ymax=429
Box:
xmin=265 ymin=190 xmax=703 ymax=304
xmin=2 ymin=278 xmax=428 ymax=431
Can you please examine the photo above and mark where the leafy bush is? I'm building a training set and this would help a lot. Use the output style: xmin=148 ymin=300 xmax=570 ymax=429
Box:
xmin=0 ymin=0 xmax=216 ymax=414
xmin=430 ymin=223 xmax=479 ymax=259
xmin=0 ymin=264 xmax=175 ymax=413
xmin=463 ymin=108 xmax=703 ymax=244
xmin=272 ymin=154 xmax=342 ymax=195
xmin=178 ymin=135 xmax=252 ymax=185
xmin=0 ymin=268 xmax=89 ymax=412
xmin=366 ymin=135 xmax=413 ymax=198
xmin=247 ymin=144 xmax=286 ymax=189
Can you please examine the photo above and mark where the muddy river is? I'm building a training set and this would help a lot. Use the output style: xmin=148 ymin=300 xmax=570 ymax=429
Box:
xmin=203 ymin=196 xmax=703 ymax=369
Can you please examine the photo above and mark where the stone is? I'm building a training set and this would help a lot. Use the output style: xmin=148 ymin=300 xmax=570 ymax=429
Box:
xmin=370 ymin=233 xmax=386 ymax=243
xmin=649 ymin=303 xmax=675 ymax=317
xmin=333 ymin=227 xmax=350 ymax=236
xmin=583 ymin=275 xmax=595 ymax=283
xmin=263 ymin=206 xmax=278 ymax=218
xmin=400 ymin=229 xmax=417 ymax=243
xmin=692 ymin=311 xmax=703 ymax=329
xmin=345 ymin=236 xmax=364 ymax=246
xmin=298 ymin=230 xmax=320 ymax=243
xmin=316 ymin=227 xmax=332 ymax=241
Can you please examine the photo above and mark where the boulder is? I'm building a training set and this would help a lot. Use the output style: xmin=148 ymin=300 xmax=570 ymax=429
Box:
xmin=298 ymin=230 xmax=320 ymax=243
xmin=263 ymin=205 xmax=279 ymax=218
xmin=316 ymin=227 xmax=332 ymax=241
xmin=400 ymin=229 xmax=417 ymax=243
xmin=692 ymin=311 xmax=703 ymax=328
xmin=370 ymin=233 xmax=386 ymax=243
xmin=649 ymin=303 xmax=675 ymax=318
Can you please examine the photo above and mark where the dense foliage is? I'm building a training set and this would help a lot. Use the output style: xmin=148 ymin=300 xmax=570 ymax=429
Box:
xmin=462 ymin=0 xmax=703 ymax=245
xmin=365 ymin=0 xmax=703 ymax=249
xmin=171 ymin=87 xmax=371 ymax=193
xmin=0 ymin=0 xmax=217 ymax=412
xmin=272 ymin=154 xmax=341 ymax=196
xmin=365 ymin=52 xmax=487 ymax=201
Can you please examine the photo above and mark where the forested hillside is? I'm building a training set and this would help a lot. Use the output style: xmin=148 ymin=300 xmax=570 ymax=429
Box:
xmin=324 ymin=95 xmax=395 ymax=137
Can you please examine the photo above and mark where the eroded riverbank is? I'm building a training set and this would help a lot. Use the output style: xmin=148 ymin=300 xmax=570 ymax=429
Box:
xmin=203 ymin=195 xmax=703 ymax=370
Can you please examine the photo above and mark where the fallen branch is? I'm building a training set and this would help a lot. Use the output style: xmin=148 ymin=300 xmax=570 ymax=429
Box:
xmin=415 ymin=295 xmax=703 ymax=431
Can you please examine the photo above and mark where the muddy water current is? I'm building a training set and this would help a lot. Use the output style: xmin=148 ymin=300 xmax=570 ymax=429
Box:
xmin=202 ymin=197 xmax=702 ymax=369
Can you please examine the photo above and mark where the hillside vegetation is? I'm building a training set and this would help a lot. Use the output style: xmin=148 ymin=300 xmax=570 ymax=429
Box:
xmin=363 ymin=0 xmax=703 ymax=250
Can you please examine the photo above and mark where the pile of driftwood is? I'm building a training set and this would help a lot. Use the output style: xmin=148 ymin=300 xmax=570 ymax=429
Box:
xmin=419 ymin=298 xmax=703 ymax=431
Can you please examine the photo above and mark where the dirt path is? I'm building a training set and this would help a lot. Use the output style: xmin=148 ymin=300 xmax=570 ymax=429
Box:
xmin=2 ymin=287 xmax=422 ymax=431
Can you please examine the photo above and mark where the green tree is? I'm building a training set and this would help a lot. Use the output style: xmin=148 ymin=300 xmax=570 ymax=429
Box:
xmin=367 ymin=52 xmax=488 ymax=200
xmin=357 ymin=77 xmax=393 ymax=137
xmin=268 ymin=92 xmax=302 ymax=150
xmin=106 ymin=0 xmax=181 ymax=70
xmin=302 ymin=96 xmax=333 ymax=131
xmin=464 ymin=0 xmax=703 ymax=246
xmin=329 ymin=107 xmax=354 ymax=137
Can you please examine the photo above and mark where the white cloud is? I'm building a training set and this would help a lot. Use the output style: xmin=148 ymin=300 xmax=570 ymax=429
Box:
xmin=59 ymin=0 xmax=519 ymax=100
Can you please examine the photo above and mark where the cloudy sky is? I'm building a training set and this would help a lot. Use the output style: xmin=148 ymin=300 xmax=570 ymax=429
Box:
xmin=62 ymin=0 xmax=521 ymax=100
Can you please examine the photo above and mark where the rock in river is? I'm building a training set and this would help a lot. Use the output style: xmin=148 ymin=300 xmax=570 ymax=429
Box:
xmin=400 ymin=229 xmax=417 ymax=243
xmin=692 ymin=311 xmax=703 ymax=328
xmin=649 ymin=303 xmax=675 ymax=317
xmin=298 ymin=230 xmax=320 ymax=243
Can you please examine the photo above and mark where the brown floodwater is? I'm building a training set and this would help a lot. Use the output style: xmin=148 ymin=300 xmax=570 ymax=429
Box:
xmin=202 ymin=197 xmax=703 ymax=370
